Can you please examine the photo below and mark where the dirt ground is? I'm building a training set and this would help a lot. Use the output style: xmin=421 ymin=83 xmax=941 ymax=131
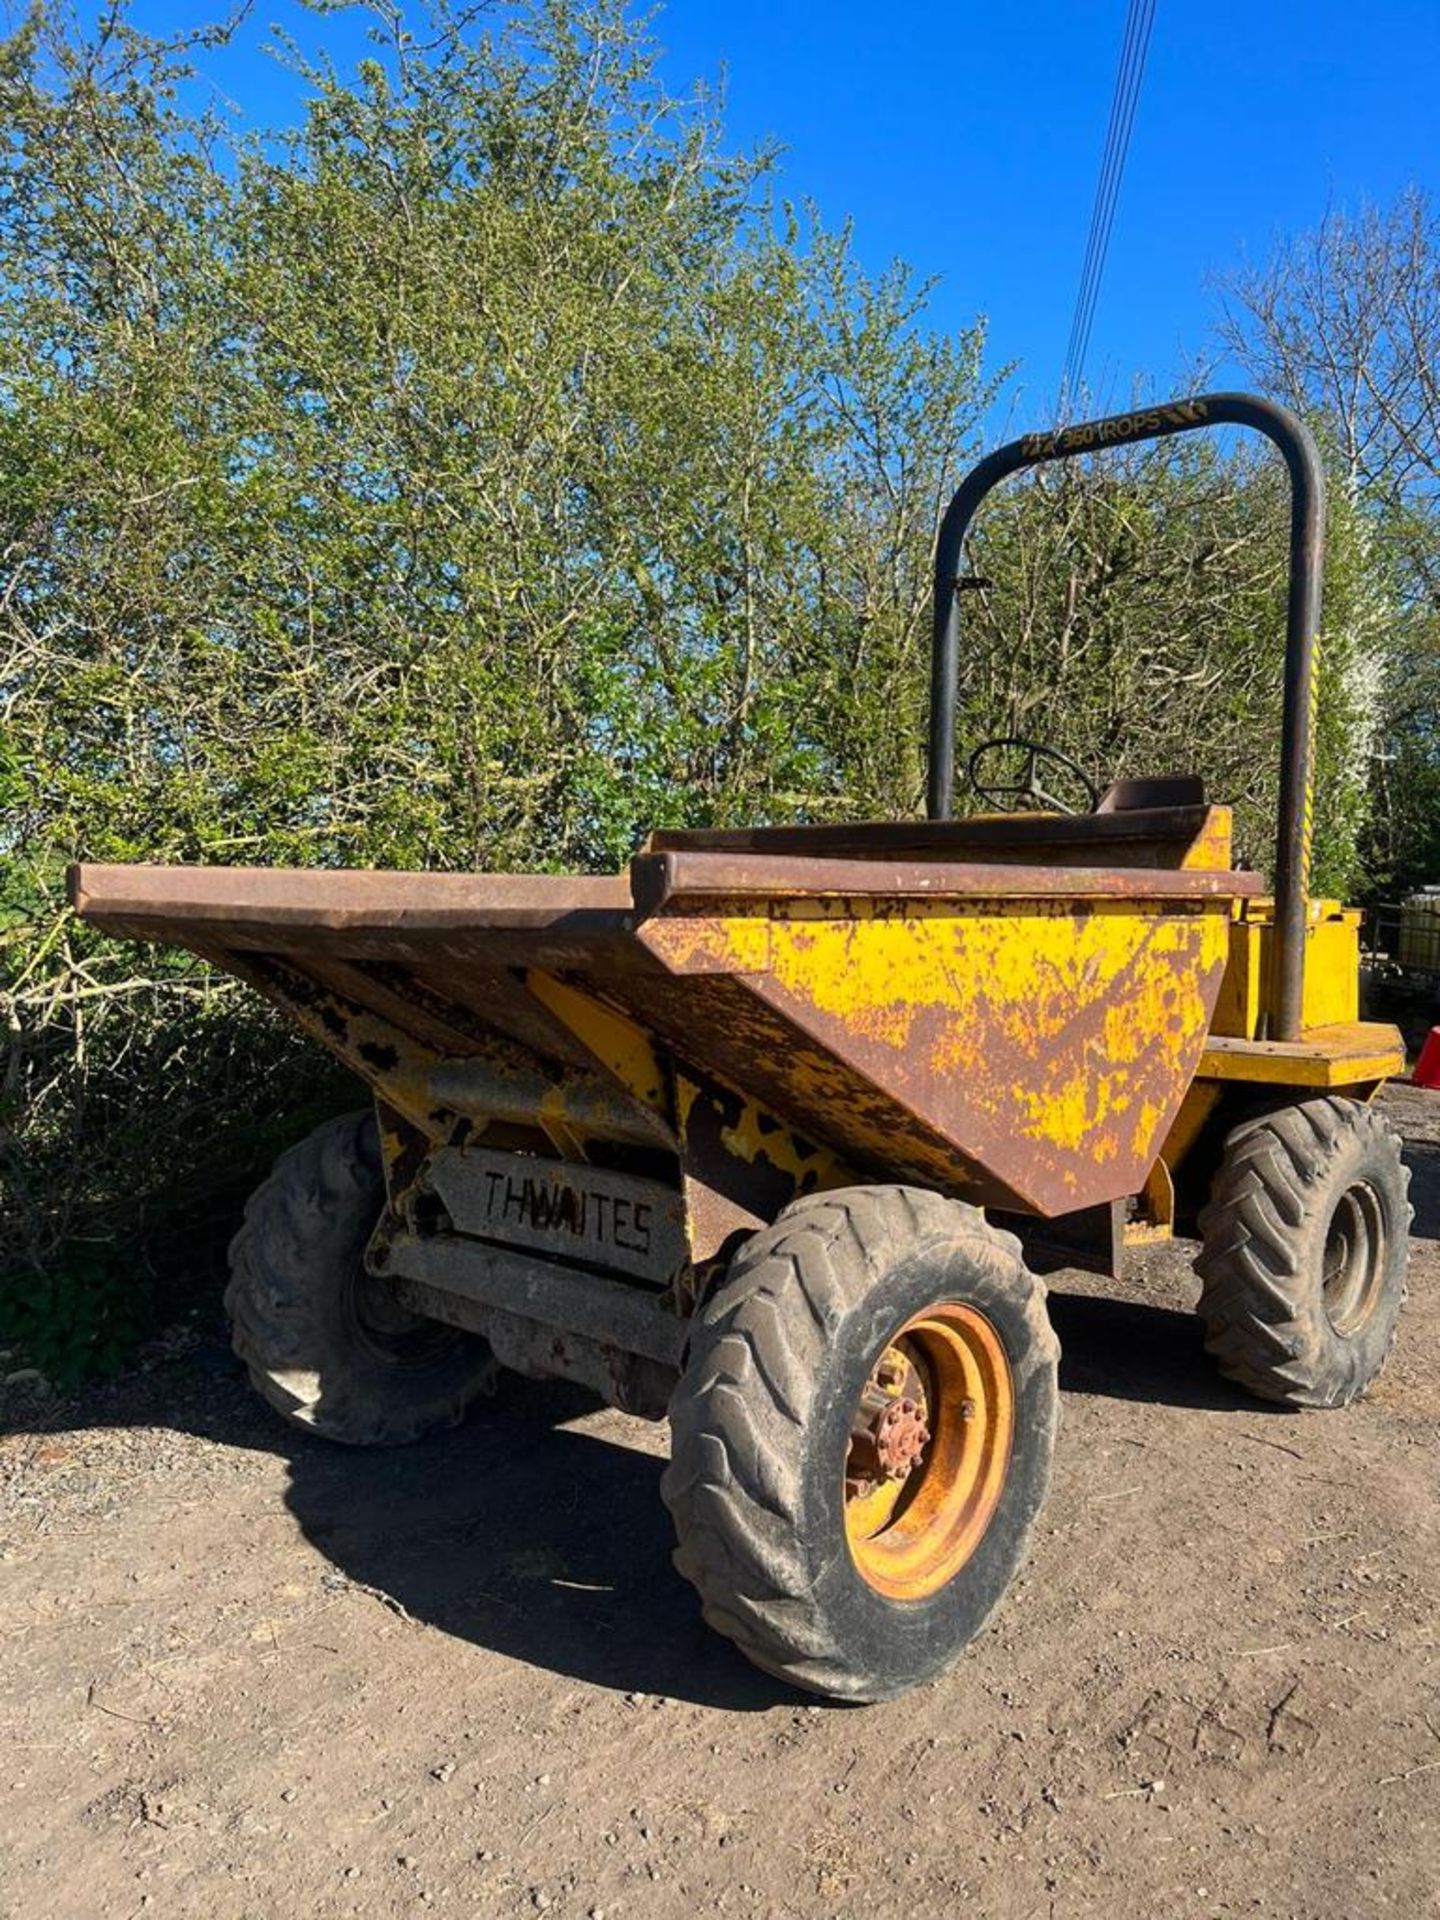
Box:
xmin=4 ymin=1087 xmax=1439 ymax=1920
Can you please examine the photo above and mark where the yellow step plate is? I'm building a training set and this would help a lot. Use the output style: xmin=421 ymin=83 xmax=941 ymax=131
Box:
xmin=1198 ymin=1021 xmax=1405 ymax=1088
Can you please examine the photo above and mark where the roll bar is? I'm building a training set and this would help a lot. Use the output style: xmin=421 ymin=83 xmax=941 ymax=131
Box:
xmin=927 ymin=392 xmax=1326 ymax=1042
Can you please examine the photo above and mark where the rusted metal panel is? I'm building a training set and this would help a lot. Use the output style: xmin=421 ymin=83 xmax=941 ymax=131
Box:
xmin=74 ymin=817 xmax=1344 ymax=1231
xmin=594 ymin=969 xmax=1009 ymax=1200
xmin=633 ymin=896 xmax=1235 ymax=1216
xmin=390 ymin=1273 xmax=677 ymax=1419
xmin=424 ymin=1057 xmax=675 ymax=1151
xmin=73 ymin=845 xmax=1253 ymax=1217
xmin=67 ymin=863 xmax=653 ymax=978
xmin=408 ymin=960 xmax=618 ymax=1082
xmin=524 ymin=972 xmax=671 ymax=1115
xmin=646 ymin=803 xmax=1232 ymax=871
xmin=629 ymin=850 xmax=1261 ymax=914
xmin=507 ymin=970 xmax=859 ymax=1266
xmin=211 ymin=949 xmax=674 ymax=1156
xmin=375 ymin=1230 xmax=687 ymax=1371
xmin=69 ymin=863 xmax=633 ymax=930
xmin=298 ymin=952 xmax=501 ymax=1059
xmin=673 ymin=1061 xmax=856 ymax=1265
xmin=423 ymin=1145 xmax=686 ymax=1286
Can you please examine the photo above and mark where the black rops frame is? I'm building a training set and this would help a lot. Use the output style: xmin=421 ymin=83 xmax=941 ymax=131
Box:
xmin=927 ymin=392 xmax=1326 ymax=1044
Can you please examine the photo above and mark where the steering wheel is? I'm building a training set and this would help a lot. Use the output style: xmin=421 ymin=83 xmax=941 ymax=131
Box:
xmin=966 ymin=736 xmax=1100 ymax=816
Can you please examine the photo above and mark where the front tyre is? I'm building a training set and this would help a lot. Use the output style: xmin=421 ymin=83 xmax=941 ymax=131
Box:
xmin=226 ymin=1110 xmax=496 ymax=1445
xmin=662 ymin=1186 xmax=1059 ymax=1702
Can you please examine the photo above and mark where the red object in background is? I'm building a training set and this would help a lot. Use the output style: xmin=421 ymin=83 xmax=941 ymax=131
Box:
xmin=1413 ymin=1027 xmax=1440 ymax=1088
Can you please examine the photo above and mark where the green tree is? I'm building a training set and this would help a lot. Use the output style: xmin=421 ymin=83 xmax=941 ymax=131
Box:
xmin=1218 ymin=189 xmax=1440 ymax=897
xmin=0 ymin=0 xmax=999 ymax=1376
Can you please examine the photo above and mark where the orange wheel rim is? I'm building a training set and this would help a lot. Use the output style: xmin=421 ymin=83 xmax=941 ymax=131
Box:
xmin=843 ymin=1302 xmax=1014 ymax=1601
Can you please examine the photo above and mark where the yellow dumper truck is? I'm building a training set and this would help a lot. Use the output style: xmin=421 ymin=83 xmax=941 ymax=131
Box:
xmin=72 ymin=392 xmax=1410 ymax=1700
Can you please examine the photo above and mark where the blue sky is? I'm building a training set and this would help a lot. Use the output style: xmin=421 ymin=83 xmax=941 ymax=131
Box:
xmin=75 ymin=1 xmax=1440 ymax=428
xmin=654 ymin=0 xmax=1440 ymax=420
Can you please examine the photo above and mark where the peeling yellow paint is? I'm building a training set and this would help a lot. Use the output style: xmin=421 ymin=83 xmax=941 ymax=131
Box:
xmin=759 ymin=901 xmax=1227 ymax=1177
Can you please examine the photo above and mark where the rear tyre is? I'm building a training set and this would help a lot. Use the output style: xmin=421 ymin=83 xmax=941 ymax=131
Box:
xmin=1195 ymin=1097 xmax=1411 ymax=1408
xmin=226 ymin=1110 xmax=496 ymax=1445
xmin=662 ymin=1186 xmax=1059 ymax=1702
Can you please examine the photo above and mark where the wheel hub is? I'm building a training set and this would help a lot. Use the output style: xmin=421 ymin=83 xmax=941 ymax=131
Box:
xmin=875 ymin=1395 xmax=931 ymax=1479
xmin=845 ymin=1344 xmax=932 ymax=1498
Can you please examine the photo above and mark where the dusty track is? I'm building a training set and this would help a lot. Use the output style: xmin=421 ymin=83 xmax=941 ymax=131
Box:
xmin=4 ymin=1087 xmax=1439 ymax=1919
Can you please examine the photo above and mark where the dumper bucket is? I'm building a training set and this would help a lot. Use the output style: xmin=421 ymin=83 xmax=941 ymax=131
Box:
xmin=73 ymin=826 xmax=1256 ymax=1223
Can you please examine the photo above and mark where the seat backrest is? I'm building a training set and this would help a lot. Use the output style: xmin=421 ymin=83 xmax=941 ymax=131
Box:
xmin=1096 ymin=775 xmax=1206 ymax=813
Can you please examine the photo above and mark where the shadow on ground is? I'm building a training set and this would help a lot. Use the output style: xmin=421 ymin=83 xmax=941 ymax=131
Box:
xmin=279 ymin=1372 xmax=800 ymax=1710
xmin=10 ymin=1267 xmax=1277 ymax=1705
xmin=1048 ymin=1289 xmax=1264 ymax=1412
xmin=291 ymin=1134 xmax=1435 ymax=1700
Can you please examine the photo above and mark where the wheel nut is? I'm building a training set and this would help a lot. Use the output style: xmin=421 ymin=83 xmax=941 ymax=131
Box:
xmin=874 ymin=1396 xmax=930 ymax=1481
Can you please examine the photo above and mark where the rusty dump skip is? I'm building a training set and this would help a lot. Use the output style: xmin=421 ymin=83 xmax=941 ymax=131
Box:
xmin=71 ymin=803 xmax=1258 ymax=1221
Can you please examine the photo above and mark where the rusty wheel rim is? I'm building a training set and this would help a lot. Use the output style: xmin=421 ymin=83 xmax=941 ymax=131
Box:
xmin=1322 ymin=1180 xmax=1386 ymax=1336
xmin=843 ymin=1302 xmax=1014 ymax=1601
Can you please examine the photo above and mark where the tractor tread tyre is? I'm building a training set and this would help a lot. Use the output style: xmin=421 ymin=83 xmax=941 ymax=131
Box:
xmin=227 ymin=1110 xmax=496 ymax=1446
xmin=1195 ymin=1097 xmax=1411 ymax=1409
xmin=662 ymin=1185 xmax=1059 ymax=1702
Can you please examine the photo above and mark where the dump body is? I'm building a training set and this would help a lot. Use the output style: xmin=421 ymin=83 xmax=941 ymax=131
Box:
xmin=70 ymin=790 xmax=1403 ymax=1314
xmin=74 ymin=828 xmax=1234 ymax=1209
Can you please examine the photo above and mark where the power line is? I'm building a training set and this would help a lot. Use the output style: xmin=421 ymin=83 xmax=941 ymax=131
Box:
xmin=1073 ymin=0 xmax=1156 ymax=391
xmin=1062 ymin=0 xmax=1157 ymax=410
xmin=1063 ymin=0 xmax=1154 ymax=406
xmin=1065 ymin=0 xmax=1156 ymax=404
xmin=1067 ymin=0 xmax=1159 ymax=391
